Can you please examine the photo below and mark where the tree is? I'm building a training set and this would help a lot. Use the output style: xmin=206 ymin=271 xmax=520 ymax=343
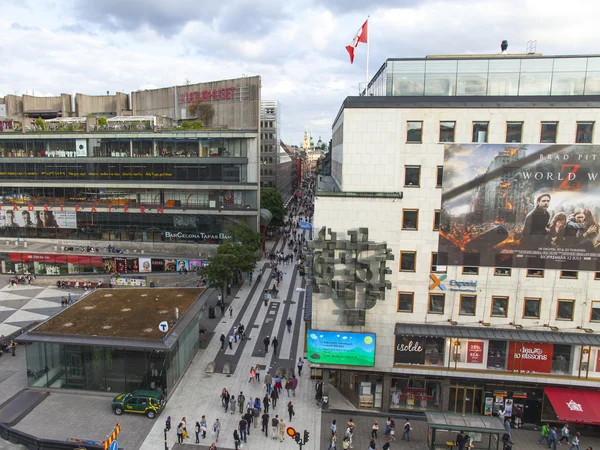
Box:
xmin=199 ymin=241 xmax=258 ymax=294
xmin=227 ymin=221 xmax=261 ymax=253
xmin=261 ymin=188 xmax=285 ymax=226
xmin=187 ymin=103 xmax=214 ymax=126
xmin=35 ymin=117 xmax=46 ymax=131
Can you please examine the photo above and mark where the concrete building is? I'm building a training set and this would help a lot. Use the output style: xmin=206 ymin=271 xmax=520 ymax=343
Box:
xmin=0 ymin=77 xmax=261 ymax=274
xmin=311 ymin=53 xmax=600 ymax=424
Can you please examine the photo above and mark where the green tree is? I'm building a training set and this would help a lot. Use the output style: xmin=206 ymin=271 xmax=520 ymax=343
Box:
xmin=199 ymin=254 xmax=233 ymax=296
xmin=199 ymin=241 xmax=258 ymax=294
xmin=260 ymin=188 xmax=285 ymax=226
xmin=98 ymin=116 xmax=108 ymax=127
xmin=227 ymin=221 xmax=261 ymax=253
xmin=35 ymin=117 xmax=46 ymax=130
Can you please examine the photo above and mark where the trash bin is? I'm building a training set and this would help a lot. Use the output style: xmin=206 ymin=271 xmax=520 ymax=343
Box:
xmin=208 ymin=306 xmax=216 ymax=319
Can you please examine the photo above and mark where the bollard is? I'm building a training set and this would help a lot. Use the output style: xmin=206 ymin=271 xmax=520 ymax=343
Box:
xmin=206 ymin=361 xmax=216 ymax=374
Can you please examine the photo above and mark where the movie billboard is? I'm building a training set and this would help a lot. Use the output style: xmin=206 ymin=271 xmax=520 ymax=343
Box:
xmin=0 ymin=210 xmax=76 ymax=229
xmin=440 ymin=144 xmax=600 ymax=271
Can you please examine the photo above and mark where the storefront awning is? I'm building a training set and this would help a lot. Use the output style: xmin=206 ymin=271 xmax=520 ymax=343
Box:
xmin=395 ymin=323 xmax=600 ymax=346
xmin=544 ymin=387 xmax=600 ymax=424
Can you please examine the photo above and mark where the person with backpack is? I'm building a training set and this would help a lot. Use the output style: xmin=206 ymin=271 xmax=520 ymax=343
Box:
xmin=238 ymin=415 xmax=248 ymax=443
xmin=271 ymin=415 xmax=279 ymax=439
xmin=233 ymin=429 xmax=241 ymax=450
xmin=263 ymin=393 xmax=270 ymax=413
xmin=549 ymin=427 xmax=558 ymax=450
xmin=560 ymin=424 xmax=570 ymax=445
xmin=238 ymin=391 xmax=246 ymax=414
xmin=261 ymin=411 xmax=270 ymax=437
xmin=253 ymin=398 xmax=261 ymax=428
xmin=271 ymin=384 xmax=279 ymax=408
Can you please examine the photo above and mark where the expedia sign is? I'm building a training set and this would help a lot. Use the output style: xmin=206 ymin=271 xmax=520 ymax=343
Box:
xmin=164 ymin=232 xmax=232 ymax=240
xmin=430 ymin=274 xmax=477 ymax=292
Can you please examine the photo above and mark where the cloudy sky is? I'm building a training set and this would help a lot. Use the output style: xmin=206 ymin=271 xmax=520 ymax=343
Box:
xmin=2 ymin=0 xmax=600 ymax=145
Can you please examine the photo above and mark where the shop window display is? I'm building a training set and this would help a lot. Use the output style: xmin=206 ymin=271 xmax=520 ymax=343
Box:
xmin=486 ymin=340 xmax=507 ymax=370
xmin=390 ymin=378 xmax=442 ymax=411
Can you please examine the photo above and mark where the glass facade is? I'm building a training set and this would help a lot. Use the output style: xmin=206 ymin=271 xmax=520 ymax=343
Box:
xmin=0 ymin=138 xmax=248 ymax=159
xmin=373 ymin=56 xmax=600 ymax=97
xmin=25 ymin=305 xmax=201 ymax=395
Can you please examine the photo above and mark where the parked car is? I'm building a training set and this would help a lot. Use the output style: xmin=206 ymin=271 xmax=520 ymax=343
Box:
xmin=111 ymin=390 xmax=165 ymax=419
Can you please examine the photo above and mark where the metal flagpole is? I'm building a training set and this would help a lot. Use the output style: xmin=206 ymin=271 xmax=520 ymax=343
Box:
xmin=366 ymin=16 xmax=370 ymax=94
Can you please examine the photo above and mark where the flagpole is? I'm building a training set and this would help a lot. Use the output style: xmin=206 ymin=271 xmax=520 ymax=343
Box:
xmin=366 ymin=16 xmax=370 ymax=95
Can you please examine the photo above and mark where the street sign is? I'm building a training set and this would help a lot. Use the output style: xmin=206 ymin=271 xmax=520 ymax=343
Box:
xmin=109 ymin=440 xmax=118 ymax=450
xmin=159 ymin=321 xmax=169 ymax=332
xmin=286 ymin=426 xmax=297 ymax=437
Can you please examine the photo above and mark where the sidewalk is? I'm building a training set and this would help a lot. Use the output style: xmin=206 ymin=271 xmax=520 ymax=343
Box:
xmin=139 ymin=232 xmax=321 ymax=449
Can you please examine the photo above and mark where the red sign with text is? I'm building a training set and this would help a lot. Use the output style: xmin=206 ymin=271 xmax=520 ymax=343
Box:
xmin=507 ymin=342 xmax=554 ymax=373
xmin=179 ymin=87 xmax=236 ymax=104
xmin=466 ymin=341 xmax=484 ymax=363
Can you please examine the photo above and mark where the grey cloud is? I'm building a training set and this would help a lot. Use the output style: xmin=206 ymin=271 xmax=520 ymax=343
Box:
xmin=314 ymin=0 xmax=427 ymax=14
xmin=10 ymin=23 xmax=40 ymax=31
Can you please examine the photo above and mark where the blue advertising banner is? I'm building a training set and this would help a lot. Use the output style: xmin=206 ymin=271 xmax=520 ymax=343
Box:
xmin=299 ymin=220 xmax=312 ymax=230
xmin=307 ymin=329 xmax=376 ymax=367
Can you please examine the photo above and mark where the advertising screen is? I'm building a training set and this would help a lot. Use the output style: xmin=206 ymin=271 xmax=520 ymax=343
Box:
xmin=0 ymin=210 xmax=76 ymax=229
xmin=307 ymin=329 xmax=375 ymax=367
xmin=440 ymin=144 xmax=600 ymax=271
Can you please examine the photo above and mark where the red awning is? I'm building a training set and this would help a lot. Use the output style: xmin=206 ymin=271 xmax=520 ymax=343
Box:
xmin=544 ymin=387 xmax=600 ymax=424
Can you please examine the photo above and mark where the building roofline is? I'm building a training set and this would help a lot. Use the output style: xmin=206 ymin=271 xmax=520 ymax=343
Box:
xmin=333 ymin=95 xmax=600 ymax=129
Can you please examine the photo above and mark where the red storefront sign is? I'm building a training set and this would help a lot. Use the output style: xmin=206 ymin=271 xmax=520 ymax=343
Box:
xmin=10 ymin=253 xmax=102 ymax=266
xmin=178 ymin=87 xmax=236 ymax=104
xmin=507 ymin=342 xmax=554 ymax=373
xmin=466 ymin=341 xmax=484 ymax=363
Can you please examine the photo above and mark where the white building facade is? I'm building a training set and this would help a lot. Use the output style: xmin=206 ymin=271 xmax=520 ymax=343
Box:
xmin=312 ymin=54 xmax=600 ymax=424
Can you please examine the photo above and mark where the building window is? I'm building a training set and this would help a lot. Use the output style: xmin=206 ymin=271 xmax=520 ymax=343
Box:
xmin=404 ymin=166 xmax=421 ymax=187
xmin=402 ymin=209 xmax=419 ymax=230
xmin=439 ymin=121 xmax=455 ymax=143
xmin=591 ymin=301 xmax=600 ymax=322
xmin=494 ymin=268 xmax=511 ymax=276
xmin=431 ymin=252 xmax=447 ymax=273
xmin=436 ymin=166 xmax=443 ymax=187
xmin=523 ymin=298 xmax=541 ymax=318
xmin=428 ymin=294 xmax=445 ymax=314
xmin=407 ymin=121 xmax=423 ymax=143
xmin=596 ymin=272 xmax=600 ymax=280
xmin=459 ymin=295 xmax=477 ymax=316
xmin=398 ymin=292 xmax=414 ymax=312
xmin=541 ymin=122 xmax=558 ymax=143
xmin=472 ymin=122 xmax=489 ymax=143
xmin=400 ymin=251 xmax=416 ymax=272
xmin=433 ymin=210 xmax=441 ymax=231
xmin=556 ymin=299 xmax=575 ymax=321
xmin=462 ymin=266 xmax=479 ymax=275
xmin=491 ymin=296 xmax=509 ymax=317
xmin=560 ymin=271 xmax=578 ymax=279
xmin=527 ymin=269 xmax=544 ymax=277
xmin=506 ymin=122 xmax=523 ymax=143
xmin=576 ymin=122 xmax=594 ymax=143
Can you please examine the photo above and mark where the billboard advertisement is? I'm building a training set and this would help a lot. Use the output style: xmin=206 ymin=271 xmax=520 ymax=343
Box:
xmin=507 ymin=342 xmax=553 ymax=373
xmin=307 ymin=329 xmax=376 ymax=367
xmin=0 ymin=210 xmax=77 ymax=229
xmin=440 ymin=144 xmax=600 ymax=271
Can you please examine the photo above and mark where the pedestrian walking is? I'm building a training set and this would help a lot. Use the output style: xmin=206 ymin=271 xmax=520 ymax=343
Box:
xmin=238 ymin=392 xmax=246 ymax=414
xmin=249 ymin=366 xmax=256 ymax=383
xmin=209 ymin=442 xmax=217 ymax=450
xmin=328 ymin=433 xmax=337 ymax=450
xmin=504 ymin=418 xmax=512 ymax=441
xmin=238 ymin=416 xmax=248 ymax=443
xmin=220 ymin=303 xmax=225 ymax=317
xmin=262 ymin=411 xmax=270 ymax=437
xmin=297 ymin=357 xmax=304 ymax=376
xmin=287 ymin=401 xmax=295 ymax=422
xmin=228 ymin=334 xmax=234 ymax=350
xmin=274 ymin=375 xmax=283 ymax=393
xmin=233 ymin=326 xmax=238 ymax=343
xmin=181 ymin=417 xmax=189 ymax=439
xmin=549 ymin=427 xmax=558 ymax=450
xmin=342 ymin=437 xmax=351 ymax=449
xmin=263 ymin=393 xmax=270 ymax=413
xmin=229 ymin=396 xmax=236 ymax=415
xmin=233 ymin=430 xmax=241 ymax=450
xmin=213 ymin=419 xmax=221 ymax=442
xmin=402 ymin=418 xmax=412 ymax=441
xmin=177 ymin=422 xmax=184 ymax=444
xmin=255 ymin=364 xmax=261 ymax=383
xmin=263 ymin=336 xmax=270 ymax=354
xmin=271 ymin=415 xmax=279 ymax=439
xmin=331 ymin=419 xmax=337 ymax=436
xmin=195 ymin=422 xmax=201 ymax=443
xmin=457 ymin=431 xmax=467 ymax=450
xmin=252 ymin=399 xmax=260 ymax=428
xmin=560 ymin=424 xmax=570 ymax=444
xmin=10 ymin=340 xmax=15 ymax=356
xmin=537 ymin=423 xmax=550 ymax=445
xmin=279 ymin=418 xmax=287 ymax=442
xmin=220 ymin=333 xmax=225 ymax=350
xmin=272 ymin=336 xmax=279 ymax=355
xmin=200 ymin=416 xmax=207 ymax=439
xmin=285 ymin=377 xmax=292 ymax=397
xmin=217 ymin=293 xmax=222 ymax=305
xmin=271 ymin=385 xmax=279 ymax=408
xmin=570 ymin=432 xmax=581 ymax=450
xmin=229 ymin=306 xmax=233 ymax=317
xmin=345 ymin=425 xmax=353 ymax=449
xmin=264 ymin=372 xmax=273 ymax=393
xmin=372 ymin=420 xmax=379 ymax=440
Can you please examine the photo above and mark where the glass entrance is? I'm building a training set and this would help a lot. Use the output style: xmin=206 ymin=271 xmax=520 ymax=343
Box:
xmin=449 ymin=385 xmax=483 ymax=415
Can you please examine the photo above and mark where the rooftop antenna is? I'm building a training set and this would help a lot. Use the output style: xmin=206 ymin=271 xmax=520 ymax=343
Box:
xmin=500 ymin=40 xmax=508 ymax=54
xmin=526 ymin=40 xmax=537 ymax=54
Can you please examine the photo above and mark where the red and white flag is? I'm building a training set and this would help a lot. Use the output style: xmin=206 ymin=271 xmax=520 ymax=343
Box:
xmin=345 ymin=19 xmax=368 ymax=64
